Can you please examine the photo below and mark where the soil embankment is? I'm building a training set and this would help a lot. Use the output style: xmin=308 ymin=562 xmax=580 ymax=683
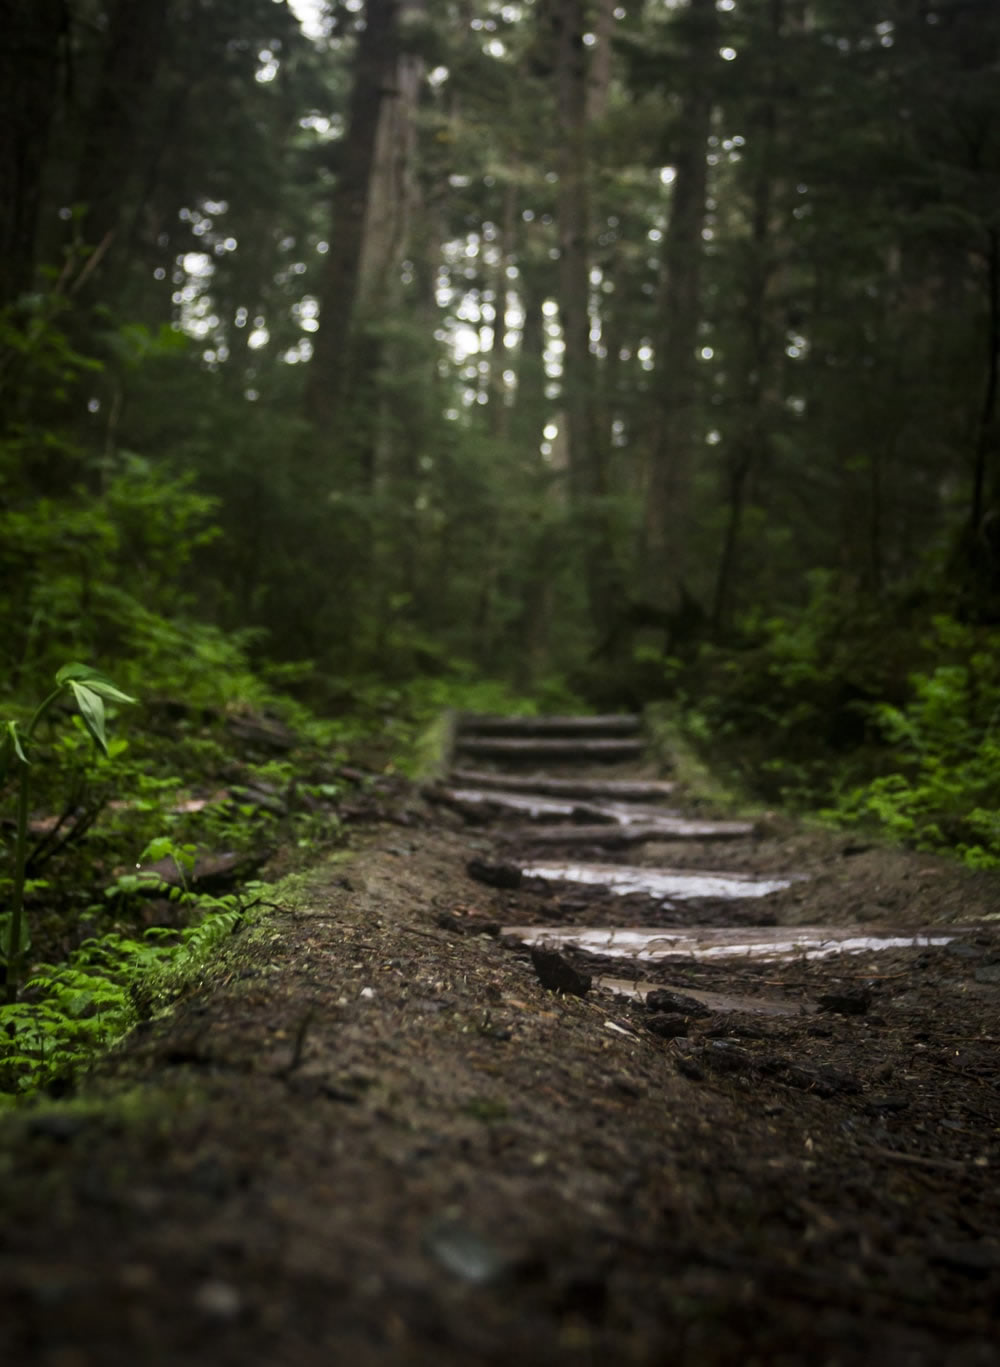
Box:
xmin=1 ymin=713 xmax=999 ymax=1366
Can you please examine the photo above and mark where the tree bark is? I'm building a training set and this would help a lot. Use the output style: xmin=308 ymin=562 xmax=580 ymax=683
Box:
xmin=643 ymin=0 xmax=716 ymax=613
xmin=0 ymin=0 xmax=66 ymax=307
xmin=71 ymin=0 xmax=171 ymax=267
xmin=304 ymin=0 xmax=401 ymax=436
xmin=357 ymin=2 xmax=423 ymax=308
xmin=552 ymin=0 xmax=620 ymax=636
xmin=971 ymin=227 xmax=999 ymax=537
xmin=586 ymin=0 xmax=616 ymax=121
xmin=513 ymin=268 xmax=548 ymax=451
xmin=554 ymin=0 xmax=592 ymax=506
xmin=487 ymin=180 xmax=517 ymax=438
xmin=958 ymin=225 xmax=1000 ymax=615
xmin=711 ymin=0 xmax=785 ymax=633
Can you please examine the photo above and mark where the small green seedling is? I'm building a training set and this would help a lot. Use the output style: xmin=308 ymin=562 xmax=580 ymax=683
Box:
xmin=2 ymin=663 xmax=136 ymax=1004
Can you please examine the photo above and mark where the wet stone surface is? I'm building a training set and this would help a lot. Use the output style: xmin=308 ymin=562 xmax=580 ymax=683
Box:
xmin=520 ymin=862 xmax=798 ymax=899
xmin=500 ymin=923 xmax=961 ymax=963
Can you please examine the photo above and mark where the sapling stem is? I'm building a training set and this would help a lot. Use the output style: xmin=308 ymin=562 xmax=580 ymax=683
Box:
xmin=4 ymin=688 xmax=66 ymax=1000
xmin=3 ymin=691 xmax=60 ymax=1005
xmin=4 ymin=764 xmax=31 ymax=1005
xmin=28 ymin=689 xmax=63 ymax=737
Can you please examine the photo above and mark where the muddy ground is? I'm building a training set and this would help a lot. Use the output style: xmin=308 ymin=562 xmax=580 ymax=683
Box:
xmin=1 ymin=766 xmax=999 ymax=1366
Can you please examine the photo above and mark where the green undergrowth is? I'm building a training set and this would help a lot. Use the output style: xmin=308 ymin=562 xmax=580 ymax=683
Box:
xmin=663 ymin=583 xmax=1000 ymax=869
xmin=0 ymin=878 xmax=269 ymax=1103
xmin=391 ymin=672 xmax=584 ymax=780
xmin=819 ymin=625 xmax=1000 ymax=868
xmin=644 ymin=703 xmax=760 ymax=818
xmin=1 ymin=290 xmax=586 ymax=1104
xmin=0 ymin=856 xmax=340 ymax=1108
xmin=1 ymin=646 xmax=578 ymax=1101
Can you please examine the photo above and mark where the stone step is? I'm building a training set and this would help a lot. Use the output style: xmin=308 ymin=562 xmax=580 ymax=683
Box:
xmin=500 ymin=817 xmax=755 ymax=845
xmin=449 ymin=770 xmax=677 ymax=801
xmin=457 ymin=713 xmax=641 ymax=738
xmin=430 ymin=786 xmax=621 ymax=823
xmin=518 ymin=862 xmax=796 ymax=900
xmin=502 ymin=924 xmax=960 ymax=964
xmin=453 ymin=736 xmax=644 ymax=764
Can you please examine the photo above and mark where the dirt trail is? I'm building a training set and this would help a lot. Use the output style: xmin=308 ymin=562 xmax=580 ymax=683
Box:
xmin=2 ymin=713 xmax=999 ymax=1366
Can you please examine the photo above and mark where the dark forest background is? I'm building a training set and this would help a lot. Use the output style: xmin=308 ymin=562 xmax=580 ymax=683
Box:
xmin=3 ymin=0 xmax=1000 ymax=868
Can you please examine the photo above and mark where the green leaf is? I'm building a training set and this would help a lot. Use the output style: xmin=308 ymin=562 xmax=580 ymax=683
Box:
xmin=83 ymin=678 xmax=137 ymax=705
xmin=56 ymin=662 xmax=103 ymax=685
xmin=89 ymin=683 xmax=135 ymax=705
xmin=56 ymin=662 xmax=136 ymax=705
xmin=67 ymin=681 xmax=108 ymax=755
xmin=5 ymin=720 xmax=29 ymax=766
xmin=141 ymin=836 xmax=175 ymax=863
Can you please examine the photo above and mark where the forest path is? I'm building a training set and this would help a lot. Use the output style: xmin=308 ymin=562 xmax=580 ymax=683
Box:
xmin=446 ymin=712 xmax=961 ymax=1019
xmin=1 ymin=713 xmax=999 ymax=1367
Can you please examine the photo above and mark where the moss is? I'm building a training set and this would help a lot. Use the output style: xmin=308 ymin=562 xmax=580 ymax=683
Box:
xmin=404 ymin=708 xmax=458 ymax=781
xmin=644 ymin=702 xmax=759 ymax=816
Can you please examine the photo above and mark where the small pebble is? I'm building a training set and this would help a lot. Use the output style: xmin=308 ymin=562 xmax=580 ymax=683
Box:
xmin=194 ymin=1280 xmax=242 ymax=1319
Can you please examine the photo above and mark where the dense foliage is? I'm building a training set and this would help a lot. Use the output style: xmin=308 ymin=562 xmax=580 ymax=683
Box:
xmin=3 ymin=0 xmax=999 ymax=1091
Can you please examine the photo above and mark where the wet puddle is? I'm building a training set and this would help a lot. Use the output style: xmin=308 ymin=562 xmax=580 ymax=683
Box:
xmin=502 ymin=924 xmax=958 ymax=963
xmin=521 ymin=863 xmax=799 ymax=900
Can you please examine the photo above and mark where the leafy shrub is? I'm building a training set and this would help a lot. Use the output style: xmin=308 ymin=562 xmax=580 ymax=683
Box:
xmin=2 ymin=663 xmax=136 ymax=1003
xmin=671 ymin=572 xmax=897 ymax=804
xmin=670 ymin=588 xmax=1000 ymax=866
xmin=0 ymin=883 xmax=260 ymax=1096
xmin=824 ymin=618 xmax=1000 ymax=866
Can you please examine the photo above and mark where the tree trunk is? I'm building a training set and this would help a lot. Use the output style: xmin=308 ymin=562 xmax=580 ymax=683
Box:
xmin=513 ymin=269 xmax=548 ymax=452
xmin=587 ymin=0 xmax=616 ymax=122
xmin=357 ymin=3 xmax=423 ymax=308
xmin=554 ymin=0 xmax=592 ymax=505
xmin=643 ymin=0 xmax=716 ymax=613
xmin=0 ymin=0 xmax=66 ymax=308
xmin=71 ymin=0 xmax=171 ymax=268
xmin=553 ymin=0 xmax=619 ymax=636
xmin=304 ymin=0 xmax=401 ymax=437
xmin=959 ymin=225 xmax=1000 ymax=616
xmin=971 ymin=227 xmax=999 ymax=537
xmin=488 ymin=180 xmax=517 ymax=438
xmin=711 ymin=0 xmax=785 ymax=633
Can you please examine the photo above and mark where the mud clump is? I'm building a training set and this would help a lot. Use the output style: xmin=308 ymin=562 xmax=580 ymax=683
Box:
xmin=529 ymin=945 xmax=592 ymax=996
